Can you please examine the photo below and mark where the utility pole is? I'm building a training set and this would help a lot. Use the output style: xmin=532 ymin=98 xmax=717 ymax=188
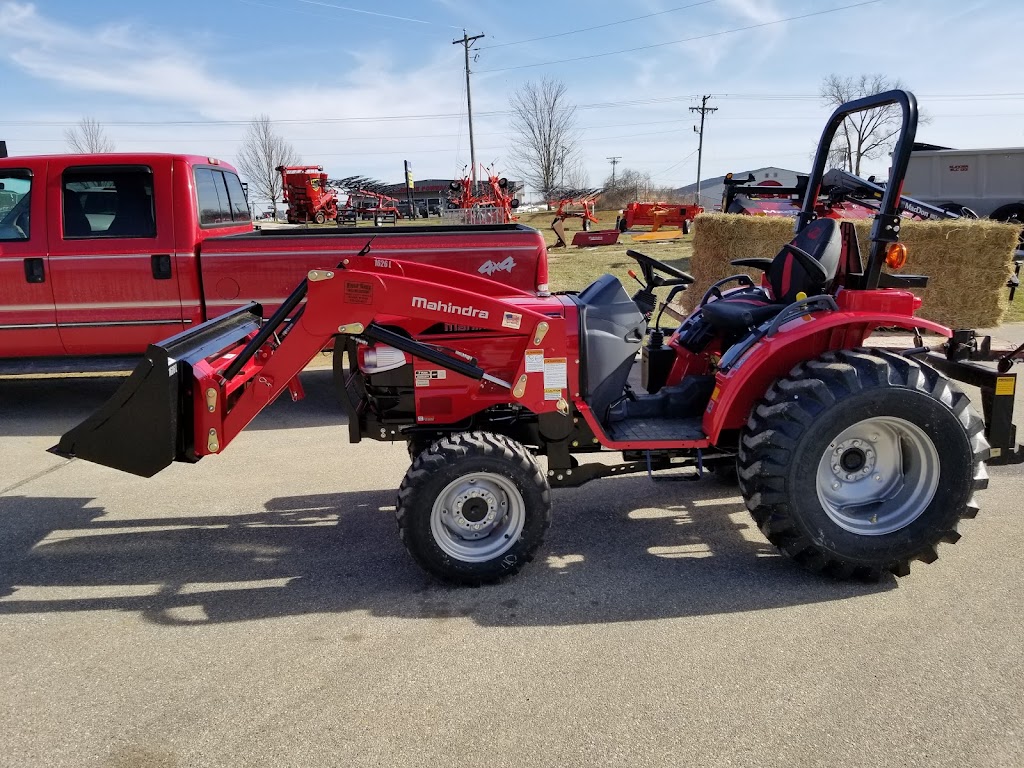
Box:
xmin=690 ymin=95 xmax=717 ymax=207
xmin=453 ymin=30 xmax=485 ymax=195
xmin=607 ymin=156 xmax=621 ymax=186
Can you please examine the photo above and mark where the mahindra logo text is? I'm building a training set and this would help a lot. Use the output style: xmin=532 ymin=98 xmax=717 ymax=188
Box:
xmin=412 ymin=296 xmax=490 ymax=319
xmin=478 ymin=257 xmax=516 ymax=276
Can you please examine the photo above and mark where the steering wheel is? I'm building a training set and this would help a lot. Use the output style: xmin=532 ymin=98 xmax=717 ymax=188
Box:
xmin=626 ymin=249 xmax=694 ymax=288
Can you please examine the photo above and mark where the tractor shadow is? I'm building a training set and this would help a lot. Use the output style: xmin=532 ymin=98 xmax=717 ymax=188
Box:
xmin=0 ymin=475 xmax=896 ymax=627
xmin=0 ymin=366 xmax=344 ymax=438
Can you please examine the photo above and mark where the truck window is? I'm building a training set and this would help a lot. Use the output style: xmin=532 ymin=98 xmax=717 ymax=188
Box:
xmin=195 ymin=167 xmax=251 ymax=226
xmin=223 ymin=172 xmax=252 ymax=222
xmin=0 ymin=170 xmax=31 ymax=241
xmin=62 ymin=166 xmax=156 ymax=239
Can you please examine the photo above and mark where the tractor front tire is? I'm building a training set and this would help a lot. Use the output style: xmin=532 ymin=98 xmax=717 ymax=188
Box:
xmin=397 ymin=432 xmax=551 ymax=585
xmin=738 ymin=349 xmax=988 ymax=580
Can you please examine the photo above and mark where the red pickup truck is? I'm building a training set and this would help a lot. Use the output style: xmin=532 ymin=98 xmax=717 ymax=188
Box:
xmin=0 ymin=153 xmax=549 ymax=370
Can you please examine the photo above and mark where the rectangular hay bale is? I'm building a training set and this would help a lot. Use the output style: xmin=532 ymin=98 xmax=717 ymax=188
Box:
xmin=690 ymin=213 xmax=1019 ymax=329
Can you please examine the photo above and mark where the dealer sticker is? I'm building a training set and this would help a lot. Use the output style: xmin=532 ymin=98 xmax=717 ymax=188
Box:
xmin=344 ymin=281 xmax=374 ymax=305
xmin=502 ymin=311 xmax=523 ymax=330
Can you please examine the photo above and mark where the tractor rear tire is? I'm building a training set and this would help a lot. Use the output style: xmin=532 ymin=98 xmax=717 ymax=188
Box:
xmin=737 ymin=349 xmax=988 ymax=580
xmin=397 ymin=432 xmax=551 ymax=585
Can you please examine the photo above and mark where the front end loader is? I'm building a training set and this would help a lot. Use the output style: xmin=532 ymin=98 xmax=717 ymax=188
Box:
xmin=55 ymin=91 xmax=1022 ymax=585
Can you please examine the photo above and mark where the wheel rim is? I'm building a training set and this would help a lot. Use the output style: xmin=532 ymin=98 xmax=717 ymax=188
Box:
xmin=430 ymin=472 xmax=526 ymax=562
xmin=815 ymin=416 xmax=940 ymax=536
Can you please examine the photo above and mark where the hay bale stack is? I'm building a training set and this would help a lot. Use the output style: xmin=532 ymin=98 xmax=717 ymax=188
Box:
xmin=690 ymin=213 xmax=1019 ymax=328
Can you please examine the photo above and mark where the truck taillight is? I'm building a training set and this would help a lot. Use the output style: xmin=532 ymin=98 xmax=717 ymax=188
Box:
xmin=358 ymin=344 xmax=410 ymax=374
xmin=536 ymin=252 xmax=550 ymax=297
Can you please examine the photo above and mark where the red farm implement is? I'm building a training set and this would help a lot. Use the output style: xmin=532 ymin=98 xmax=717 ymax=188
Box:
xmin=57 ymin=91 xmax=1023 ymax=588
xmin=618 ymin=201 xmax=704 ymax=234
xmin=332 ymin=176 xmax=404 ymax=225
xmin=721 ymin=169 xmax=970 ymax=222
xmin=278 ymin=165 xmax=340 ymax=224
xmin=447 ymin=165 xmax=521 ymax=224
xmin=548 ymin=188 xmax=606 ymax=248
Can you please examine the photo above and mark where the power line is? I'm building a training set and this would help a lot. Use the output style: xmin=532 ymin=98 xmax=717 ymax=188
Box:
xmin=291 ymin=0 xmax=454 ymax=27
xmin=6 ymin=90 xmax=1024 ymax=130
xmin=652 ymin=148 xmax=700 ymax=179
xmin=477 ymin=0 xmax=881 ymax=73
xmin=482 ymin=0 xmax=716 ymax=50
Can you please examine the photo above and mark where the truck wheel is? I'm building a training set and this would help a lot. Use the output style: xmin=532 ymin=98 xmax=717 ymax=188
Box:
xmin=738 ymin=349 xmax=988 ymax=580
xmin=397 ymin=432 xmax=551 ymax=585
xmin=314 ymin=211 xmax=326 ymax=224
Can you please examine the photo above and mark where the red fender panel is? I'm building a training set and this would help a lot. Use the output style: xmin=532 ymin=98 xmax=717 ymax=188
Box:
xmin=702 ymin=311 xmax=952 ymax=443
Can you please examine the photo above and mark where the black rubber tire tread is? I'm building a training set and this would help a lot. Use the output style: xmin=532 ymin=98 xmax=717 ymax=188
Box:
xmin=396 ymin=431 xmax=551 ymax=585
xmin=737 ymin=348 xmax=988 ymax=580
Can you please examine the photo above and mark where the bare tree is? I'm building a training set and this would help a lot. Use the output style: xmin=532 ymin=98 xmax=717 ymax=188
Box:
xmin=509 ymin=78 xmax=581 ymax=198
xmin=64 ymin=117 xmax=115 ymax=153
xmin=600 ymin=168 xmax=681 ymax=209
xmin=235 ymin=115 xmax=298 ymax=219
xmin=819 ymin=74 xmax=925 ymax=175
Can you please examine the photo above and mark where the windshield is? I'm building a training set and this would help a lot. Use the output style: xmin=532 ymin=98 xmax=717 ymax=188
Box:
xmin=0 ymin=171 xmax=32 ymax=241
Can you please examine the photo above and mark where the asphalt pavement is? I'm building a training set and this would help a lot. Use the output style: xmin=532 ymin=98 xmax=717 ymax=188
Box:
xmin=1 ymin=348 xmax=1022 ymax=768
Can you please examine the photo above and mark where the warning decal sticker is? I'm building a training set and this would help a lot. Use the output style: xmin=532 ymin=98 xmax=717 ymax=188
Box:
xmin=525 ymin=349 xmax=544 ymax=373
xmin=543 ymin=357 xmax=568 ymax=389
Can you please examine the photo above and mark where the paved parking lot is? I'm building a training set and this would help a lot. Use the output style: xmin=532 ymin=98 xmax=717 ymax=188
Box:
xmin=2 ymin=363 xmax=1022 ymax=768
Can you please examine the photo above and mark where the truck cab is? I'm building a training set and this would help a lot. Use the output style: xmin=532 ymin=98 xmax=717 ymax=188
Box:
xmin=0 ymin=153 xmax=252 ymax=358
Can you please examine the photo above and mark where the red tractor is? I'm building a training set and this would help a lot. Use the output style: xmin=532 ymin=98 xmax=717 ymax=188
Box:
xmin=278 ymin=165 xmax=340 ymax=224
xmin=57 ymin=92 xmax=1018 ymax=586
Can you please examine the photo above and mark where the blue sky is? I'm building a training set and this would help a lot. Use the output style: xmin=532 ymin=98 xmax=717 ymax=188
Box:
xmin=1 ymin=0 xmax=1021 ymax=200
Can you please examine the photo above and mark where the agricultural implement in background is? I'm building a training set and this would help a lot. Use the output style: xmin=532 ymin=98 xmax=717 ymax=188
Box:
xmin=617 ymin=201 xmax=704 ymax=235
xmin=278 ymin=165 xmax=341 ymax=224
xmin=548 ymin=188 xmax=605 ymax=248
xmin=332 ymin=176 xmax=403 ymax=225
xmin=721 ymin=169 xmax=971 ymax=221
xmin=447 ymin=165 xmax=521 ymax=224
xmin=56 ymin=90 xmax=1024 ymax=589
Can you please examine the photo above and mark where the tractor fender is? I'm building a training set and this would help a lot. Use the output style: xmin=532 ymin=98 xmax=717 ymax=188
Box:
xmin=702 ymin=311 xmax=952 ymax=443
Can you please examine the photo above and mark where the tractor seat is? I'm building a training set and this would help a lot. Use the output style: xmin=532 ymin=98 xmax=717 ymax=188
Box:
xmin=700 ymin=289 xmax=782 ymax=330
xmin=701 ymin=218 xmax=842 ymax=333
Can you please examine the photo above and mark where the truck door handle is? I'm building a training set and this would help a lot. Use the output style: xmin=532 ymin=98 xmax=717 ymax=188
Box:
xmin=24 ymin=258 xmax=45 ymax=283
xmin=151 ymin=254 xmax=172 ymax=280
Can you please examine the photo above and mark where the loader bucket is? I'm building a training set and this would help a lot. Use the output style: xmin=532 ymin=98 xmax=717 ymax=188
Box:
xmin=51 ymin=304 xmax=263 ymax=478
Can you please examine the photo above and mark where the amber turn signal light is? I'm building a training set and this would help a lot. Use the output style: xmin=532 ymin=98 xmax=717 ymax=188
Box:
xmin=885 ymin=242 xmax=908 ymax=270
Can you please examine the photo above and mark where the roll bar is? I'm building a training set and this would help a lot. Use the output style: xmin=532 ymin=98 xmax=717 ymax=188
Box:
xmin=797 ymin=89 xmax=918 ymax=290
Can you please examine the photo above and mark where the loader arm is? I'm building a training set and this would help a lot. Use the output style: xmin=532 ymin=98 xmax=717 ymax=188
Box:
xmin=54 ymin=260 xmax=569 ymax=477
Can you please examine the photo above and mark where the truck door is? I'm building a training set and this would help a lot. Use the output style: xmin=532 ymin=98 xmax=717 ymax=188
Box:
xmin=47 ymin=160 xmax=184 ymax=355
xmin=0 ymin=163 xmax=63 ymax=357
